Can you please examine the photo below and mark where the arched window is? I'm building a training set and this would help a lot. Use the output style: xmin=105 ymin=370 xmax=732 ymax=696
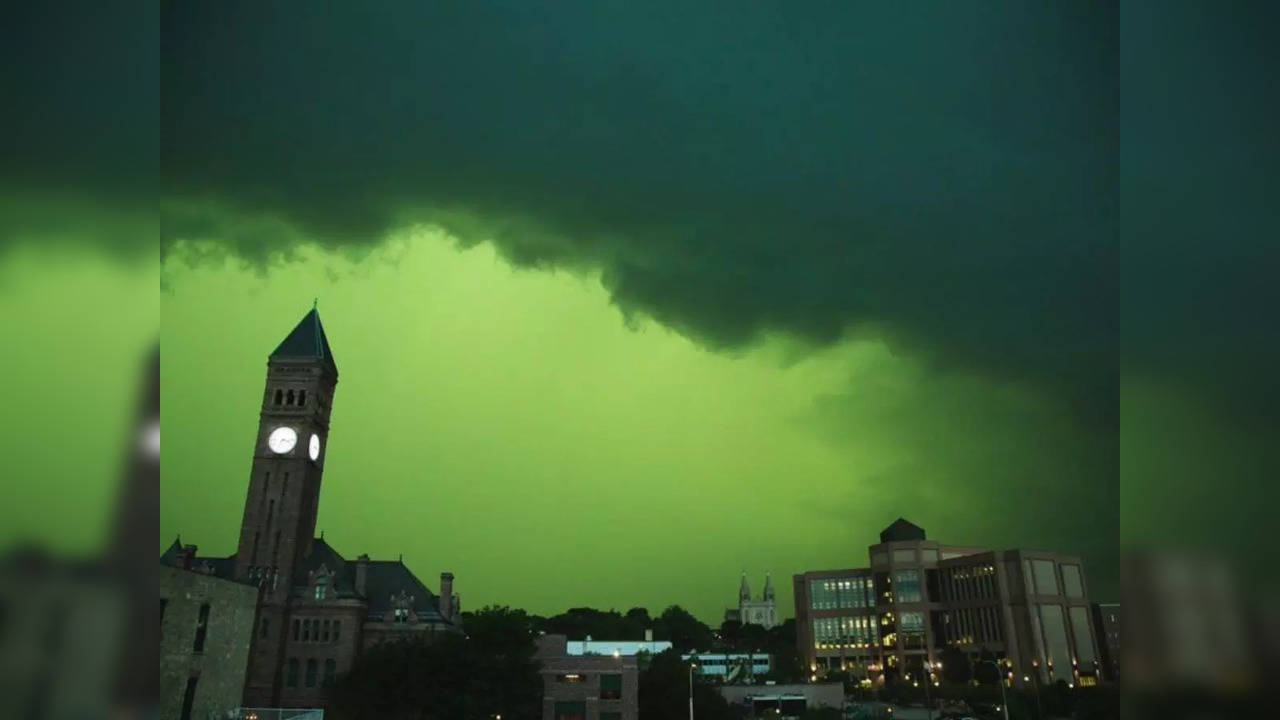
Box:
xmin=323 ymin=659 xmax=337 ymax=687
xmin=292 ymin=619 xmax=300 ymax=641
xmin=298 ymin=389 xmax=306 ymax=406
xmin=274 ymin=389 xmax=283 ymax=406
xmin=286 ymin=389 xmax=295 ymax=405
xmin=286 ymin=658 xmax=299 ymax=687
xmin=305 ymin=659 xmax=318 ymax=688
xmin=302 ymin=619 xmax=310 ymax=642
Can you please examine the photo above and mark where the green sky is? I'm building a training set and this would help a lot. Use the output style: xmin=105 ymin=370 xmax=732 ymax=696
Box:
xmin=160 ymin=227 xmax=1116 ymax=621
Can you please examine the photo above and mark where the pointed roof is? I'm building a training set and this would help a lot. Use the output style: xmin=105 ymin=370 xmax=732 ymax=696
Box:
xmin=271 ymin=307 xmax=338 ymax=377
xmin=879 ymin=517 xmax=927 ymax=543
xmin=763 ymin=571 xmax=775 ymax=600
xmin=159 ymin=536 xmax=183 ymax=565
xmin=739 ymin=571 xmax=751 ymax=600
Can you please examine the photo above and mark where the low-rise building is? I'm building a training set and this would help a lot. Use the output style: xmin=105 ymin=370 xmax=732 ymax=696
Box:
xmin=537 ymin=634 xmax=639 ymax=720
xmin=1091 ymin=602 xmax=1120 ymax=681
xmin=718 ymin=682 xmax=844 ymax=717
xmin=682 ymin=652 xmax=773 ymax=682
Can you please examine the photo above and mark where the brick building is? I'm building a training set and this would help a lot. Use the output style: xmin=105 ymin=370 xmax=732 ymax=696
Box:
xmin=160 ymin=563 xmax=258 ymax=719
xmin=537 ymin=634 xmax=639 ymax=720
xmin=161 ymin=307 xmax=460 ymax=709
xmin=794 ymin=518 xmax=1105 ymax=691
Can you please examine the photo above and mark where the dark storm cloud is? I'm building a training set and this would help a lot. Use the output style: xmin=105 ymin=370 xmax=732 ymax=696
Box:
xmin=161 ymin=1 xmax=1118 ymax=420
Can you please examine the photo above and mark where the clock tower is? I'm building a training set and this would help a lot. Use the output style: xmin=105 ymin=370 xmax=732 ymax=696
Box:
xmin=235 ymin=306 xmax=338 ymax=702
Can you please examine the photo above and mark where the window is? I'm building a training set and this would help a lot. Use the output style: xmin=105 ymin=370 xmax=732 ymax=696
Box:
xmin=274 ymin=389 xmax=283 ymax=406
xmin=1069 ymin=606 xmax=1097 ymax=664
xmin=1038 ymin=605 xmax=1072 ymax=676
xmin=893 ymin=569 xmax=923 ymax=603
xmin=324 ymin=659 xmax=336 ymax=687
xmin=872 ymin=552 xmax=889 ymax=566
xmin=305 ymin=658 xmax=318 ymax=687
xmin=292 ymin=618 xmax=300 ymax=642
xmin=556 ymin=673 xmax=584 ymax=683
xmin=273 ymin=531 xmax=281 ymax=565
xmin=286 ymin=658 xmax=299 ymax=688
xmin=302 ymin=619 xmax=310 ymax=642
xmin=600 ymin=673 xmax=622 ymax=699
xmin=332 ymin=620 xmax=341 ymax=642
xmin=263 ymin=471 xmax=271 ymax=496
xmin=554 ymin=701 xmax=586 ymax=720
xmin=260 ymin=618 xmax=270 ymax=639
xmin=322 ymin=619 xmax=330 ymax=641
xmin=1061 ymin=565 xmax=1084 ymax=599
xmin=315 ymin=584 xmax=327 ymax=601
xmin=1033 ymin=560 xmax=1059 ymax=595
xmin=287 ymin=389 xmax=295 ymax=405
xmin=921 ymin=549 xmax=939 ymax=563
xmin=193 ymin=603 xmax=210 ymax=652
xmin=298 ymin=389 xmax=306 ymax=406
xmin=892 ymin=549 xmax=916 ymax=564
xmin=179 ymin=676 xmax=198 ymax=720
xmin=251 ymin=531 xmax=260 ymax=564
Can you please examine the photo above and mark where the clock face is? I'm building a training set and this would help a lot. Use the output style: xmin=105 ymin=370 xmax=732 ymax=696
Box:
xmin=268 ymin=426 xmax=297 ymax=454
xmin=309 ymin=433 xmax=321 ymax=461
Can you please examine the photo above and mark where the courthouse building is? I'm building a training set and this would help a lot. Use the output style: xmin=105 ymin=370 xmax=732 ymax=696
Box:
xmin=161 ymin=308 xmax=461 ymax=709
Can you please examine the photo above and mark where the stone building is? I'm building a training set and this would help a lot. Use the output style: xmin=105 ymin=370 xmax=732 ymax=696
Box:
xmin=725 ymin=572 xmax=778 ymax=629
xmin=161 ymin=307 xmax=460 ymax=710
xmin=793 ymin=518 xmax=1106 ymax=690
xmin=160 ymin=562 xmax=259 ymax=719
xmin=537 ymin=634 xmax=639 ymax=720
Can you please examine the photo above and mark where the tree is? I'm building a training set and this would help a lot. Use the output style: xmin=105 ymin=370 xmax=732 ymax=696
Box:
xmin=653 ymin=605 xmax=715 ymax=652
xmin=639 ymin=649 xmax=735 ymax=720
xmin=333 ymin=606 xmax=541 ymax=720
xmin=939 ymin=647 xmax=973 ymax=685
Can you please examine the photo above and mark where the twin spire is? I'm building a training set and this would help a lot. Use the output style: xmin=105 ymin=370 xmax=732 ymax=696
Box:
xmin=740 ymin=571 xmax=774 ymax=601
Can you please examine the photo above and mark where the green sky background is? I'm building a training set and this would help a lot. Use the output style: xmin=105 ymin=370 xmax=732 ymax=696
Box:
xmin=160 ymin=227 xmax=1116 ymax=622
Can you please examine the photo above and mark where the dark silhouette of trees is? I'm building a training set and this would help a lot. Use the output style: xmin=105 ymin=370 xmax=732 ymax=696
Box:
xmin=331 ymin=606 xmax=540 ymax=720
xmin=639 ymin=649 xmax=735 ymax=720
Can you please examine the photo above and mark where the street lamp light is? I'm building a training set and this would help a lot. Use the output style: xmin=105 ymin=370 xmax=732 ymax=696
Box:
xmin=975 ymin=660 xmax=1010 ymax=720
xmin=688 ymin=658 xmax=700 ymax=720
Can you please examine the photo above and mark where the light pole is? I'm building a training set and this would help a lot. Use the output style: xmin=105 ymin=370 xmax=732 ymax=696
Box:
xmin=975 ymin=660 xmax=1010 ymax=720
xmin=689 ymin=657 xmax=699 ymax=720
xmin=921 ymin=660 xmax=939 ymax=720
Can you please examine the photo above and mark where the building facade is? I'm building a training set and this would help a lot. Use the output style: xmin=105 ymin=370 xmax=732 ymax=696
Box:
xmin=793 ymin=518 xmax=1105 ymax=690
xmin=537 ymin=634 xmax=639 ymax=720
xmin=1091 ymin=602 xmax=1120 ymax=682
xmin=161 ymin=308 xmax=460 ymax=710
xmin=160 ymin=563 xmax=259 ymax=720
xmin=726 ymin=572 xmax=779 ymax=629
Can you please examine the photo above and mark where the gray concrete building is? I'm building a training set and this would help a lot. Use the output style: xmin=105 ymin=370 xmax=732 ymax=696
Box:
xmin=160 ymin=563 xmax=259 ymax=720
xmin=537 ymin=634 xmax=639 ymax=720
xmin=794 ymin=519 xmax=1106 ymax=691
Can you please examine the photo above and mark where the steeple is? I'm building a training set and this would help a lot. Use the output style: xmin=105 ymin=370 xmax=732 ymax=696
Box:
xmin=271 ymin=307 xmax=338 ymax=377
xmin=763 ymin=571 xmax=775 ymax=601
xmin=739 ymin=571 xmax=751 ymax=602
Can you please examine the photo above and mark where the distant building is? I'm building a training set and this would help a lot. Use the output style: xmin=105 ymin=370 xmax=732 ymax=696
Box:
xmin=1091 ymin=602 xmax=1120 ymax=681
xmin=793 ymin=518 xmax=1105 ymax=691
xmin=160 ymin=563 xmax=258 ymax=720
xmin=682 ymin=652 xmax=773 ymax=682
xmin=717 ymin=682 xmax=844 ymax=717
xmin=161 ymin=308 xmax=461 ymax=710
xmin=537 ymin=634 xmax=639 ymax=720
xmin=726 ymin=572 xmax=779 ymax=629
xmin=565 ymin=637 xmax=672 ymax=657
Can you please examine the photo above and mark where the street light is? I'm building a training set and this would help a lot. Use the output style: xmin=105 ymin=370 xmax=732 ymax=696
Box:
xmin=975 ymin=659 xmax=1010 ymax=720
xmin=688 ymin=658 xmax=700 ymax=720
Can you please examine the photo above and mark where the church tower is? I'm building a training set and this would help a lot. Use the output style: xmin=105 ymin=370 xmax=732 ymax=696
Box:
xmin=235 ymin=307 xmax=338 ymax=703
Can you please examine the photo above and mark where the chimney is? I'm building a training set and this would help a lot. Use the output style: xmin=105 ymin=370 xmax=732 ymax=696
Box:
xmin=178 ymin=544 xmax=197 ymax=570
xmin=645 ymin=628 xmax=653 ymax=643
xmin=355 ymin=554 xmax=369 ymax=596
xmin=439 ymin=572 xmax=454 ymax=620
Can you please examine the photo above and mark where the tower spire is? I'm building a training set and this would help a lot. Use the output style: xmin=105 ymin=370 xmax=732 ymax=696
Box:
xmin=763 ymin=571 xmax=775 ymax=601
xmin=739 ymin=571 xmax=751 ymax=602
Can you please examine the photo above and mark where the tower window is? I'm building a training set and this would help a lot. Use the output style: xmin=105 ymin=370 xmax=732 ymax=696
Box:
xmin=298 ymin=389 xmax=306 ymax=406
xmin=332 ymin=620 xmax=340 ymax=641
xmin=286 ymin=658 xmax=299 ymax=688
xmin=267 ymin=499 xmax=275 ymax=528
xmin=305 ymin=659 xmax=318 ymax=688
xmin=263 ymin=471 xmax=271 ymax=497
xmin=192 ymin=603 xmax=210 ymax=652
xmin=286 ymin=389 xmax=295 ymax=405
xmin=274 ymin=389 xmax=283 ymax=406
xmin=273 ymin=531 xmax=281 ymax=565
xmin=251 ymin=531 xmax=259 ymax=564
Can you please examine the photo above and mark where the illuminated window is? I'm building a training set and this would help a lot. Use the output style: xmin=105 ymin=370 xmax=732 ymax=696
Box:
xmin=556 ymin=674 xmax=584 ymax=683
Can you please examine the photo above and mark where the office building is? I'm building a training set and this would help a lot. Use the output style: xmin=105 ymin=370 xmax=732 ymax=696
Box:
xmin=537 ymin=634 xmax=639 ymax=720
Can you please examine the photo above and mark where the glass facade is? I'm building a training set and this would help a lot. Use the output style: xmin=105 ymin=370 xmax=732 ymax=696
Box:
xmin=1061 ymin=564 xmax=1084 ymax=598
xmin=1038 ymin=604 xmax=1072 ymax=677
xmin=899 ymin=611 xmax=926 ymax=649
xmin=1033 ymin=560 xmax=1059 ymax=595
xmin=893 ymin=569 xmax=923 ymax=602
xmin=813 ymin=615 xmax=878 ymax=649
xmin=810 ymin=576 xmax=874 ymax=609
xmin=1069 ymin=605 xmax=1096 ymax=664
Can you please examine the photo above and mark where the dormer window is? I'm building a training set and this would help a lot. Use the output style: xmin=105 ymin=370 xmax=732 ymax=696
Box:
xmin=394 ymin=608 xmax=409 ymax=624
xmin=315 ymin=584 xmax=327 ymax=601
